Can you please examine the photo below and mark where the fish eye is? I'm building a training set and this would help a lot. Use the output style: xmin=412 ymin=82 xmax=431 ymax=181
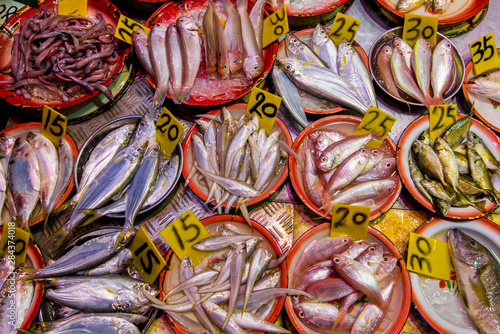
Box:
xmin=123 ymin=302 xmax=131 ymax=308
xmin=386 ymin=162 xmax=392 ymax=168
xmin=480 ymin=73 xmax=488 ymax=77
xmin=322 ymin=157 xmax=327 ymax=162
xmin=343 ymin=238 xmax=349 ymax=243
xmin=285 ymin=64 xmax=292 ymax=70
xmin=369 ymin=246 xmax=376 ymax=251
xmin=470 ymin=240 xmax=477 ymax=247
xmin=383 ymin=257 xmax=389 ymax=262
xmin=253 ymin=65 xmax=259 ymax=71
xmin=298 ymin=311 xmax=305 ymax=318
xmin=372 ymin=149 xmax=378 ymax=154
xmin=356 ymin=241 xmax=363 ymax=245
xmin=334 ymin=257 xmax=340 ymax=263
xmin=291 ymin=38 xmax=297 ymax=43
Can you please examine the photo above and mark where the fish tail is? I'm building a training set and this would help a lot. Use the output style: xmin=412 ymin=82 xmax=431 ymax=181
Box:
xmin=43 ymin=227 xmax=70 ymax=252
xmin=279 ymin=140 xmax=304 ymax=170
xmin=153 ymin=86 xmax=167 ymax=107
xmin=472 ymin=199 xmax=488 ymax=213
xmin=239 ymin=203 xmax=254 ymax=232
xmin=17 ymin=267 xmax=36 ymax=281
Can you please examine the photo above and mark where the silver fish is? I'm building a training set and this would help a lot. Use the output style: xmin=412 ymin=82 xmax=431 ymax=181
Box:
xmin=232 ymin=310 xmax=290 ymax=333
xmin=202 ymin=301 xmax=246 ymax=334
xmin=28 ymin=315 xmax=142 ymax=334
xmin=165 ymin=269 xmax=219 ymax=298
xmin=0 ymin=133 xmax=15 ymax=160
xmin=0 ymin=163 xmax=6 ymax=217
xmin=177 ymin=16 xmax=202 ymax=102
xmin=132 ymin=28 xmax=156 ymax=80
xmin=249 ymin=0 xmax=266 ymax=49
xmin=214 ymin=9 xmax=230 ymax=79
xmin=0 ymin=270 xmax=34 ymax=333
xmin=238 ymin=0 xmax=264 ymax=79
xmin=304 ymin=278 xmax=357 ymax=302
xmin=130 ymin=114 xmax=156 ymax=147
xmin=236 ymin=288 xmax=313 ymax=312
xmin=377 ymin=44 xmax=400 ymax=97
xmin=253 ymin=143 xmax=281 ymax=191
xmin=311 ymin=23 xmax=338 ymax=73
xmin=433 ymin=0 xmax=451 ymax=14
xmin=166 ymin=311 xmax=210 ymax=334
xmin=0 ymin=254 xmax=13 ymax=291
xmin=393 ymin=37 xmax=413 ymax=71
xmin=466 ymin=69 xmax=500 ymax=102
xmin=166 ymin=23 xmax=183 ymax=104
xmin=285 ymin=32 xmax=326 ymax=67
xmin=431 ymin=39 xmax=454 ymax=105
xmin=242 ymin=247 xmax=273 ymax=312
xmin=196 ymin=166 xmax=261 ymax=198
xmin=341 ymin=240 xmax=370 ymax=259
xmin=149 ymin=23 xmax=170 ymax=106
xmin=396 ymin=0 xmax=428 ymax=13
xmin=224 ymin=242 xmax=247 ymax=328
xmin=78 ymin=248 xmax=133 ymax=276
xmin=303 ymin=139 xmax=325 ymax=208
xmin=325 ymin=148 xmax=371 ymax=194
xmin=355 ymin=157 xmax=396 ymax=184
xmin=294 ymin=302 xmax=355 ymax=333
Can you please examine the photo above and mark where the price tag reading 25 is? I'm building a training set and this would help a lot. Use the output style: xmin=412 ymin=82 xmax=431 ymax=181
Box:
xmin=329 ymin=13 xmax=361 ymax=46
xmin=262 ymin=6 xmax=289 ymax=48
xmin=42 ymin=105 xmax=67 ymax=147
xmin=246 ymin=87 xmax=282 ymax=135
xmin=353 ymin=106 xmax=396 ymax=148
xmin=402 ymin=14 xmax=438 ymax=47
xmin=128 ymin=226 xmax=166 ymax=285
xmin=407 ymin=233 xmax=450 ymax=280
xmin=160 ymin=210 xmax=211 ymax=267
xmin=469 ymin=33 xmax=500 ymax=76
xmin=330 ymin=204 xmax=370 ymax=241
xmin=156 ymin=107 xmax=184 ymax=157
xmin=429 ymin=104 xmax=457 ymax=141
xmin=114 ymin=15 xmax=150 ymax=45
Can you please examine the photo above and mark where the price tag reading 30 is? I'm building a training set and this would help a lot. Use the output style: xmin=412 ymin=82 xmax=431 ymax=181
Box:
xmin=160 ymin=210 xmax=211 ymax=267
xmin=42 ymin=105 xmax=67 ymax=147
xmin=429 ymin=104 xmax=457 ymax=141
xmin=469 ymin=33 xmax=500 ymax=76
xmin=402 ymin=14 xmax=438 ymax=47
xmin=156 ymin=107 xmax=184 ymax=157
xmin=407 ymin=233 xmax=450 ymax=280
xmin=58 ymin=0 xmax=87 ymax=16
xmin=128 ymin=226 xmax=166 ymax=285
xmin=329 ymin=13 xmax=361 ymax=46
xmin=0 ymin=223 xmax=31 ymax=265
xmin=262 ymin=6 xmax=289 ymax=48
xmin=330 ymin=204 xmax=370 ymax=241
xmin=246 ymin=87 xmax=282 ymax=135
xmin=114 ymin=14 xmax=150 ymax=45
xmin=353 ymin=106 xmax=396 ymax=148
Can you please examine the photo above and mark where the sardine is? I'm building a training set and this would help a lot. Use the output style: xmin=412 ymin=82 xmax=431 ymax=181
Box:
xmin=377 ymin=44 xmax=400 ymax=97
xmin=196 ymin=166 xmax=261 ymax=198
xmin=78 ymin=248 xmax=133 ymax=276
xmin=149 ymin=23 xmax=170 ymax=106
xmin=192 ymin=234 xmax=257 ymax=251
xmin=232 ymin=310 xmax=290 ymax=333
xmin=202 ymin=301 xmax=246 ymax=334
xmin=0 ymin=133 xmax=15 ymax=160
xmin=242 ymin=248 xmax=272 ymax=312
xmin=177 ymin=17 xmax=202 ymax=102
xmin=236 ymin=288 xmax=313 ymax=312
xmin=26 ymin=315 xmax=142 ymax=334
xmin=165 ymin=269 xmax=218 ymax=298
xmin=431 ymin=39 xmax=454 ymax=105
xmin=0 ymin=270 xmax=34 ymax=333
xmin=224 ymin=242 xmax=246 ymax=328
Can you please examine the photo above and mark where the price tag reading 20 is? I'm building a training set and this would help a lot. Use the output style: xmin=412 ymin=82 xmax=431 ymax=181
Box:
xmin=429 ymin=104 xmax=457 ymax=141
xmin=262 ymin=6 xmax=289 ymax=48
xmin=402 ymin=14 xmax=438 ymax=47
xmin=42 ymin=105 xmax=67 ymax=147
xmin=160 ymin=210 xmax=211 ymax=267
xmin=469 ymin=33 xmax=500 ymax=76
xmin=246 ymin=87 xmax=282 ymax=135
xmin=128 ymin=226 xmax=166 ymax=285
xmin=353 ymin=106 xmax=396 ymax=148
xmin=329 ymin=13 xmax=361 ymax=46
xmin=330 ymin=204 xmax=370 ymax=241
xmin=114 ymin=14 xmax=150 ymax=45
xmin=156 ymin=107 xmax=184 ymax=157
xmin=407 ymin=233 xmax=450 ymax=280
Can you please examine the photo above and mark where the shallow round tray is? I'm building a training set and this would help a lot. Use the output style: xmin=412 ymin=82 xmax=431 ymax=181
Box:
xmin=369 ymin=27 xmax=464 ymax=108
xmin=289 ymin=115 xmax=401 ymax=222
xmin=182 ymin=103 xmax=291 ymax=207
xmin=284 ymin=223 xmax=411 ymax=334
xmin=411 ymin=217 xmax=500 ymax=334
xmin=396 ymin=114 xmax=500 ymax=219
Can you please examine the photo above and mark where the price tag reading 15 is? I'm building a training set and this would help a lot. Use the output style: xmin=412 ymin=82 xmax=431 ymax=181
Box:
xmin=262 ymin=6 xmax=289 ymax=48
xmin=160 ymin=210 xmax=211 ymax=267
xmin=407 ymin=233 xmax=450 ymax=280
xmin=246 ymin=87 xmax=282 ymax=135
xmin=469 ymin=33 xmax=500 ymax=76
xmin=156 ymin=108 xmax=184 ymax=157
xmin=329 ymin=13 xmax=361 ymax=46
xmin=330 ymin=204 xmax=370 ymax=241
xmin=128 ymin=226 xmax=166 ymax=285
xmin=429 ymin=104 xmax=457 ymax=141
xmin=58 ymin=0 xmax=87 ymax=17
xmin=114 ymin=14 xmax=150 ymax=45
xmin=402 ymin=14 xmax=438 ymax=47
xmin=353 ymin=106 xmax=396 ymax=148
xmin=0 ymin=224 xmax=31 ymax=265
xmin=42 ymin=105 xmax=67 ymax=147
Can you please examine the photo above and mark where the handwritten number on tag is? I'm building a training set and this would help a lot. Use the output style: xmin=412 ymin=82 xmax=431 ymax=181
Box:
xmin=134 ymin=242 xmax=161 ymax=275
xmin=248 ymin=92 xmax=278 ymax=118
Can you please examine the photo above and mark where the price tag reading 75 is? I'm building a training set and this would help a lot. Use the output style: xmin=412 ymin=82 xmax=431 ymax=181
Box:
xmin=246 ymin=87 xmax=282 ymax=135
xmin=353 ymin=106 xmax=396 ymax=148
xmin=330 ymin=204 xmax=370 ymax=241
xmin=469 ymin=33 xmax=500 ymax=76
xmin=407 ymin=233 xmax=450 ymax=280
xmin=42 ymin=105 xmax=67 ymax=147
xmin=329 ymin=13 xmax=361 ymax=46
xmin=160 ymin=210 xmax=211 ymax=267
xmin=402 ymin=14 xmax=438 ymax=47
xmin=128 ymin=226 xmax=166 ymax=285
xmin=114 ymin=14 xmax=150 ymax=45
xmin=156 ymin=108 xmax=184 ymax=157
xmin=429 ymin=104 xmax=457 ymax=141
xmin=262 ymin=6 xmax=289 ymax=48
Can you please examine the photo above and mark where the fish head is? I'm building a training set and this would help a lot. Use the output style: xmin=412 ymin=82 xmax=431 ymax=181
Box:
xmin=415 ymin=38 xmax=432 ymax=52
xmin=466 ymin=71 xmax=500 ymax=96
xmin=411 ymin=139 xmax=424 ymax=155
xmin=392 ymin=37 xmax=410 ymax=53
xmin=113 ymin=292 xmax=145 ymax=313
xmin=418 ymin=130 xmax=432 ymax=146
xmin=285 ymin=32 xmax=303 ymax=56
xmin=436 ymin=40 xmax=453 ymax=55
xmin=448 ymin=228 xmax=491 ymax=270
xmin=312 ymin=23 xmax=328 ymax=45
xmin=243 ymin=56 xmax=263 ymax=79
xmin=180 ymin=256 xmax=193 ymax=270
xmin=374 ymin=178 xmax=397 ymax=196
xmin=137 ymin=282 xmax=159 ymax=299
xmin=132 ymin=27 xmax=147 ymax=42
xmin=127 ymin=140 xmax=148 ymax=162
xmin=0 ymin=133 xmax=15 ymax=158
xmin=314 ymin=133 xmax=332 ymax=152
xmin=114 ymin=229 xmax=135 ymax=249
xmin=132 ymin=114 xmax=156 ymax=144
xmin=116 ymin=323 xmax=140 ymax=334
xmin=228 ymin=51 xmax=244 ymax=73
xmin=433 ymin=137 xmax=447 ymax=152
xmin=176 ymin=16 xmax=197 ymax=31
xmin=25 ymin=131 xmax=43 ymax=148
xmin=276 ymin=57 xmax=301 ymax=77
xmin=317 ymin=153 xmax=333 ymax=172
xmin=367 ymin=147 xmax=383 ymax=160
xmin=377 ymin=157 xmax=396 ymax=175
xmin=379 ymin=45 xmax=392 ymax=61
xmin=218 ymin=59 xmax=230 ymax=78
xmin=467 ymin=132 xmax=481 ymax=146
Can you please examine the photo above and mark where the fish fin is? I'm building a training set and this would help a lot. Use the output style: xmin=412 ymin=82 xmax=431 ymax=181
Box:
xmin=43 ymin=227 xmax=70 ymax=252
xmin=472 ymin=199 xmax=488 ymax=213
xmin=239 ymin=203 xmax=254 ymax=232
xmin=279 ymin=140 xmax=304 ymax=170
xmin=302 ymin=60 xmax=314 ymax=67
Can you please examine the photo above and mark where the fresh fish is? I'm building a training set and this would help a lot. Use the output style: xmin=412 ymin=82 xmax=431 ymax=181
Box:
xmin=325 ymin=148 xmax=370 ymax=193
xmin=78 ymin=248 xmax=133 ymax=276
xmin=192 ymin=133 xmax=222 ymax=207
xmin=253 ymin=143 xmax=281 ymax=191
xmin=203 ymin=1 xmax=219 ymax=78
xmin=357 ymin=243 xmax=384 ymax=274
xmin=420 ymin=178 xmax=452 ymax=202
xmin=166 ymin=23 xmax=183 ymax=104
xmin=46 ymin=138 xmax=74 ymax=220
xmin=131 ymin=114 xmax=156 ymax=147
xmin=467 ymin=141 xmax=497 ymax=194
xmin=458 ymin=174 xmax=497 ymax=204
xmin=165 ymin=269 xmax=219 ymax=298
xmin=455 ymin=151 xmax=470 ymax=174
xmin=8 ymin=138 xmax=40 ymax=231
xmin=196 ymin=166 xmax=261 ymax=198
xmin=412 ymin=38 xmax=433 ymax=104
xmin=166 ymin=311 xmax=210 ymax=334
xmin=396 ymin=0 xmax=427 ymax=13
xmin=419 ymin=130 xmax=433 ymax=146
xmin=223 ymin=242 xmax=247 ymax=328
xmin=224 ymin=115 xmax=258 ymax=177
xmin=355 ymin=157 xmax=396 ymax=183
xmin=249 ymin=0 xmax=266 ymax=49
xmin=202 ymin=301 xmax=246 ymax=334
xmin=468 ymin=131 xmax=500 ymax=173
xmin=336 ymin=291 xmax=362 ymax=330
xmin=448 ymin=228 xmax=500 ymax=334
xmin=238 ymin=0 xmax=264 ymax=79
xmin=409 ymin=158 xmax=433 ymax=202
xmin=0 ymin=254 xmax=13 ymax=291
xmin=294 ymin=302 xmax=355 ymax=333
xmin=412 ymin=139 xmax=446 ymax=185
xmin=377 ymin=44 xmax=400 ymax=97
xmin=337 ymin=39 xmax=378 ymax=108
xmin=232 ymin=310 xmax=291 ymax=333
xmin=222 ymin=0 xmax=244 ymax=73
xmin=304 ymin=278 xmax=357 ymax=302
xmin=0 ymin=270 xmax=34 ymax=333
xmin=434 ymin=137 xmax=459 ymax=191
xmin=311 ymin=24 xmax=338 ymax=73
xmin=303 ymin=140 xmax=325 ymax=207
xmin=440 ymin=111 xmax=473 ymax=149
xmin=294 ymin=265 xmax=334 ymax=291
xmin=213 ymin=9 xmax=230 ymax=79
xmin=242 ymin=248 xmax=272 ymax=312
xmin=431 ymin=39 xmax=454 ymax=105
xmin=132 ymin=28 xmax=156 ymax=80
xmin=236 ymin=288 xmax=313 ymax=311
xmin=0 ymin=133 xmax=15 ymax=159
xmin=466 ymin=69 xmax=500 ymax=102
xmin=193 ymin=234 xmax=257 ymax=252
xmin=341 ymin=240 xmax=370 ymax=259
xmin=0 ymin=164 xmax=6 ymax=216
xmin=375 ymin=254 xmax=399 ymax=281
xmin=149 ymin=23 xmax=170 ymax=106
xmin=393 ymin=37 xmax=413 ymax=71
xmin=433 ymin=0 xmax=451 ymax=13
xmin=177 ymin=16 xmax=202 ymax=102
xmin=25 ymin=315 xmax=142 ymax=334
xmin=285 ymin=32 xmax=326 ymax=67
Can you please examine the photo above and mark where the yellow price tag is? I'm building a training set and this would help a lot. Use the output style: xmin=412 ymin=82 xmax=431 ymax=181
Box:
xmin=429 ymin=104 xmax=457 ymax=141
xmin=160 ymin=210 xmax=211 ymax=267
xmin=330 ymin=204 xmax=370 ymax=241
xmin=156 ymin=108 xmax=184 ymax=157
xmin=262 ymin=6 xmax=289 ymax=48
xmin=402 ymin=14 xmax=438 ymax=47
xmin=329 ymin=13 xmax=361 ymax=46
xmin=128 ymin=226 xmax=166 ymax=285
xmin=0 ymin=223 xmax=31 ymax=265
xmin=469 ymin=33 xmax=500 ymax=76
xmin=42 ymin=105 xmax=67 ymax=147
xmin=114 ymin=14 xmax=151 ymax=45
xmin=407 ymin=233 xmax=451 ymax=280
xmin=353 ymin=106 xmax=396 ymax=148
xmin=245 ymin=87 xmax=281 ymax=135
xmin=58 ymin=0 xmax=87 ymax=16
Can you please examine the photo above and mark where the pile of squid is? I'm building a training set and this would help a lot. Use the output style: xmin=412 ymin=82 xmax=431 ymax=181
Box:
xmin=376 ymin=37 xmax=455 ymax=108
xmin=290 ymin=236 xmax=401 ymax=334
xmin=0 ymin=9 xmax=120 ymax=102
xmin=409 ymin=112 xmax=500 ymax=216
xmin=148 ymin=223 xmax=301 ymax=333
xmin=273 ymin=25 xmax=377 ymax=126
xmin=0 ymin=131 xmax=74 ymax=232
xmin=300 ymin=127 xmax=398 ymax=217
xmin=132 ymin=0 xmax=267 ymax=106
xmin=188 ymin=108 xmax=291 ymax=224
xmin=397 ymin=0 xmax=451 ymax=14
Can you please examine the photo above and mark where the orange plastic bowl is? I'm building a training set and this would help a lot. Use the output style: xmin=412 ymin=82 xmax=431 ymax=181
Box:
xmin=284 ymin=223 xmax=412 ymax=334
xmin=159 ymin=214 xmax=287 ymax=334
xmin=182 ymin=103 xmax=292 ymax=207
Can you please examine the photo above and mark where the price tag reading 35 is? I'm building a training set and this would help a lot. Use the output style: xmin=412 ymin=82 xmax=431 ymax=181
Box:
xmin=156 ymin=107 xmax=184 ymax=157
xmin=407 ymin=233 xmax=450 ymax=280
xmin=58 ymin=0 xmax=87 ymax=16
xmin=0 ymin=223 xmax=30 ymax=265
xmin=429 ymin=104 xmax=457 ymax=141
xmin=246 ymin=87 xmax=282 ymax=135
xmin=262 ymin=6 xmax=289 ymax=48
xmin=128 ymin=226 xmax=166 ymax=285
xmin=114 ymin=14 xmax=150 ymax=45
xmin=353 ymin=106 xmax=396 ymax=148
xmin=402 ymin=14 xmax=438 ymax=47
xmin=469 ymin=33 xmax=500 ymax=76
xmin=329 ymin=13 xmax=361 ymax=46
xmin=42 ymin=105 xmax=67 ymax=147
xmin=160 ymin=210 xmax=211 ymax=267
xmin=330 ymin=204 xmax=370 ymax=241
